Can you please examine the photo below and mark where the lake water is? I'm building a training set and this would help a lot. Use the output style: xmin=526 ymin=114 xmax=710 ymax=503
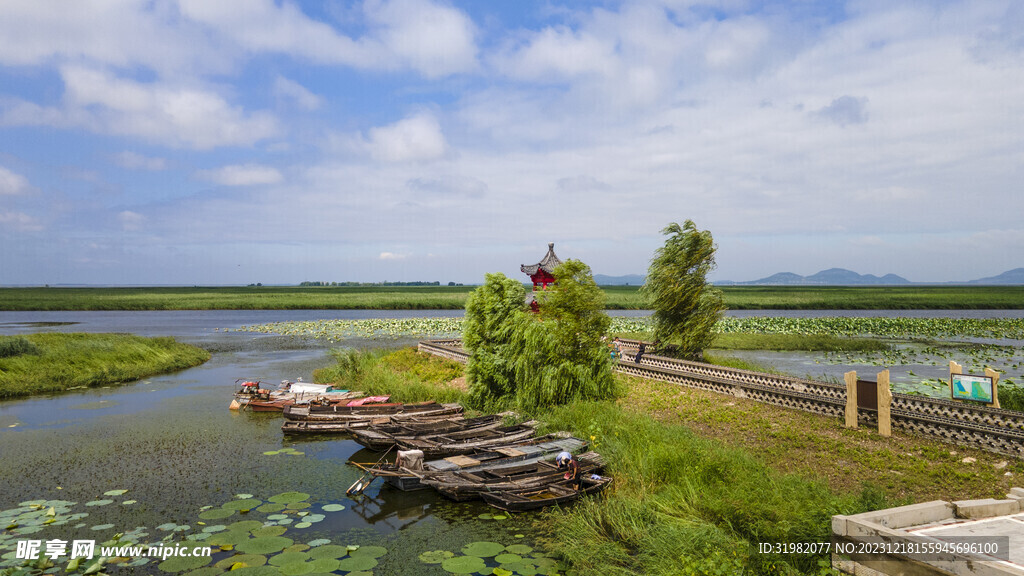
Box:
xmin=1 ymin=309 xmax=1021 ymax=574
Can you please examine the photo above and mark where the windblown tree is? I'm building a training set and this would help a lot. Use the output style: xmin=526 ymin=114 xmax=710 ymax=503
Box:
xmin=463 ymin=261 xmax=616 ymax=411
xmin=641 ymin=221 xmax=726 ymax=359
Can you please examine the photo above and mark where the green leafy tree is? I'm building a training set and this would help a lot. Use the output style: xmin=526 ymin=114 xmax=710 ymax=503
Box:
xmin=641 ymin=220 xmax=726 ymax=359
xmin=463 ymin=261 xmax=616 ymax=410
xmin=463 ymin=272 xmax=527 ymax=408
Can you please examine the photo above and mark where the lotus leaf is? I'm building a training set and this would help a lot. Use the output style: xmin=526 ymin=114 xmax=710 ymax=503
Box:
xmin=201 ymin=525 xmax=227 ymax=533
xmin=336 ymin=556 xmax=377 ymax=572
xmin=207 ymin=531 xmax=254 ymax=547
xmin=461 ymin=541 xmax=505 ymax=558
xmin=158 ymin=555 xmax=212 ymax=573
xmin=286 ymin=502 xmax=310 ymax=510
xmin=267 ymin=515 xmax=288 ymax=521
xmin=251 ymin=526 xmax=288 ymax=538
xmin=214 ymin=554 xmax=267 ymax=570
xmin=228 ymin=521 xmax=264 ymax=533
xmin=349 ymin=546 xmax=387 ymax=559
xmin=306 ymin=545 xmax=348 ymax=560
xmin=216 ymin=566 xmax=280 ymax=576
xmin=90 ymin=524 xmax=115 ymax=531
xmin=505 ymin=545 xmax=533 ymax=555
xmin=223 ymin=499 xmax=262 ymax=511
xmin=276 ymin=519 xmax=293 ymax=525
xmin=440 ymin=555 xmax=486 ymax=574
xmin=238 ymin=536 xmax=293 ymax=555
xmin=257 ymin=503 xmax=286 ymax=513
xmin=493 ymin=569 xmax=514 ymax=576
xmin=293 ymin=522 xmax=312 ymax=529
xmin=103 ymin=489 xmax=128 ymax=496
xmin=278 ymin=561 xmax=314 ymax=576
xmin=303 ymin=514 xmax=324 ymax=522
xmin=419 ymin=550 xmax=455 ymax=564
xmin=234 ymin=494 xmax=255 ymax=499
xmin=500 ymin=561 xmax=539 ymax=576
xmin=267 ymin=492 xmax=309 ymax=504
xmin=306 ymin=539 xmax=330 ymax=548
xmin=495 ymin=553 xmax=523 ymax=564
xmin=268 ymin=552 xmax=310 ymax=567
xmin=320 ymin=504 xmax=344 ymax=512
xmin=306 ymin=558 xmax=339 ymax=573
xmin=283 ymin=544 xmax=309 ymax=553
xmin=122 ymin=500 xmax=137 ymax=505
xmin=85 ymin=500 xmax=113 ymax=507
xmin=182 ymin=567 xmax=222 ymax=576
xmin=263 ymin=451 xmax=280 ymax=455
xmin=198 ymin=509 xmax=235 ymax=521
xmin=477 ymin=513 xmax=492 ymax=520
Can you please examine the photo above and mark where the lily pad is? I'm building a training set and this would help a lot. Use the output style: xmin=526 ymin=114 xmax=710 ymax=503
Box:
xmin=122 ymin=500 xmax=137 ymax=505
xmin=419 ymin=550 xmax=455 ymax=564
xmin=263 ymin=451 xmax=280 ymax=456
xmin=495 ymin=553 xmax=523 ymax=564
xmin=349 ymin=545 xmax=387 ymax=559
xmin=90 ymin=524 xmax=115 ymax=531
xmin=279 ymin=562 xmax=314 ymax=576
xmin=269 ymin=552 xmax=310 ymax=566
xmin=198 ymin=508 xmax=234 ymax=521
xmin=336 ymin=556 xmax=377 ymax=572
xmin=228 ymin=520 xmax=264 ymax=533
xmin=267 ymin=492 xmax=309 ymax=504
xmin=267 ymin=514 xmax=288 ymax=521
xmin=461 ymin=541 xmax=505 ymax=558
xmin=307 ymin=558 xmax=340 ymax=573
xmin=307 ymin=545 xmax=348 ymax=560
xmin=223 ymin=499 xmax=262 ymax=511
xmin=237 ymin=536 xmax=293 ymax=555
xmin=206 ymin=530 xmax=253 ymax=547
xmin=256 ymin=503 xmax=286 ymax=514
xmin=103 ymin=489 xmax=129 ymax=496
xmin=306 ymin=539 xmax=330 ymax=548
xmin=213 ymin=565 xmax=280 ymax=576
xmin=158 ymin=555 xmax=212 ymax=573
xmin=321 ymin=504 xmax=345 ymax=512
xmin=201 ymin=525 xmax=227 ymax=533
xmin=234 ymin=494 xmax=255 ymax=500
xmin=505 ymin=544 xmax=533 ymax=555
xmin=182 ymin=567 xmax=222 ymax=576
xmin=214 ymin=554 xmax=267 ymax=570
xmin=85 ymin=500 xmax=114 ymax=507
xmin=251 ymin=525 xmax=288 ymax=538
xmin=293 ymin=522 xmax=312 ymax=529
xmin=441 ymin=555 xmax=486 ymax=574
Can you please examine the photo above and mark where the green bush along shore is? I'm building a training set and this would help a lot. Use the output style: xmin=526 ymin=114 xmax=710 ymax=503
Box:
xmin=315 ymin=348 xmax=1024 ymax=576
xmin=0 ymin=333 xmax=210 ymax=399
xmin=2 ymin=285 xmax=1024 ymax=310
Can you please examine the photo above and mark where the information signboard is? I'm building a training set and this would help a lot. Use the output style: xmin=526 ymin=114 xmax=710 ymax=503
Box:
xmin=950 ymin=373 xmax=994 ymax=404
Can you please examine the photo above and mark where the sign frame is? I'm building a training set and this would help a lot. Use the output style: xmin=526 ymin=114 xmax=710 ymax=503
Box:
xmin=950 ymin=373 xmax=995 ymax=404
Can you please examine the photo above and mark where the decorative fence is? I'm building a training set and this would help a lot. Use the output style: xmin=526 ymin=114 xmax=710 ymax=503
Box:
xmin=417 ymin=339 xmax=1024 ymax=458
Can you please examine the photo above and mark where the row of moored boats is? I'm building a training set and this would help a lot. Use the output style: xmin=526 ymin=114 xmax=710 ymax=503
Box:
xmin=231 ymin=380 xmax=611 ymax=511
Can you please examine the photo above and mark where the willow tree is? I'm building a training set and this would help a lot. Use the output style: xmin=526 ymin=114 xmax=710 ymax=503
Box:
xmin=641 ymin=220 xmax=725 ymax=359
xmin=463 ymin=261 xmax=616 ymax=411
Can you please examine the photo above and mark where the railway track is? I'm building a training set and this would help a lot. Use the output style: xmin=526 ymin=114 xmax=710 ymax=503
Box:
xmin=417 ymin=338 xmax=1024 ymax=458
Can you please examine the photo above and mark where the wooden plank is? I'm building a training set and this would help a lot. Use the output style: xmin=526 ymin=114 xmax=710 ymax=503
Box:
xmin=494 ymin=447 xmax=525 ymax=457
xmin=444 ymin=455 xmax=481 ymax=467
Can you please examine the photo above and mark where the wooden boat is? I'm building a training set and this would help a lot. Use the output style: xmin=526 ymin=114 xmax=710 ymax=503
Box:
xmin=231 ymin=378 xmax=369 ymax=411
xmin=354 ymin=434 xmax=588 ymax=491
xmin=281 ymin=405 xmax=464 ymax=435
xmin=283 ymin=401 xmax=460 ymax=421
xmin=394 ymin=421 xmax=540 ymax=459
xmin=351 ymin=414 xmax=507 ymax=451
xmin=421 ymin=452 xmax=604 ymax=502
xmin=245 ymin=393 xmax=389 ymax=413
xmin=479 ymin=475 xmax=613 ymax=512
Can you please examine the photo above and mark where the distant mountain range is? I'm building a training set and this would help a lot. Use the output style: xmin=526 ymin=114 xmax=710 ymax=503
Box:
xmin=595 ymin=268 xmax=1024 ymax=286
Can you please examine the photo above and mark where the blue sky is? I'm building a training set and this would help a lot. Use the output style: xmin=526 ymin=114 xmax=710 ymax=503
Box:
xmin=1 ymin=0 xmax=1023 ymax=285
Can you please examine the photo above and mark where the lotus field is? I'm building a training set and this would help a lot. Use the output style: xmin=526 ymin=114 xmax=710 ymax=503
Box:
xmin=235 ymin=316 xmax=1024 ymax=397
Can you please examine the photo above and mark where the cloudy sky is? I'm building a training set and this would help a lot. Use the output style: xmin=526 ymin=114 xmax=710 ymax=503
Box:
xmin=1 ymin=0 xmax=1022 ymax=285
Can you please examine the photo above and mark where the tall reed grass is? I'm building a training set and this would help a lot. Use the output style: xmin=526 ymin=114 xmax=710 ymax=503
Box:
xmin=0 ymin=333 xmax=210 ymax=399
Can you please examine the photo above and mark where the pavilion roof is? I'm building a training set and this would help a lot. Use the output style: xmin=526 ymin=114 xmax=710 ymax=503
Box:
xmin=521 ymin=242 xmax=562 ymax=276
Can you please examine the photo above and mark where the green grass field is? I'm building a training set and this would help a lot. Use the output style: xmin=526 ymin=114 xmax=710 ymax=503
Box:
xmin=0 ymin=333 xmax=210 ymax=399
xmin=2 ymin=285 xmax=1023 ymax=310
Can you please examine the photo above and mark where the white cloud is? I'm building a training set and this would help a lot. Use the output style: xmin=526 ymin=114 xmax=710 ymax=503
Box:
xmin=379 ymin=252 xmax=408 ymax=260
xmin=114 ymin=151 xmax=166 ymax=171
xmin=0 ymin=166 xmax=30 ymax=195
xmin=364 ymin=0 xmax=478 ymax=78
xmin=814 ymin=96 xmax=869 ymax=126
xmin=0 ymin=210 xmax=42 ymax=232
xmin=117 ymin=210 xmax=146 ymax=232
xmin=196 ymin=164 xmax=284 ymax=186
xmin=1 ymin=66 xmax=279 ymax=149
xmin=366 ymin=112 xmax=447 ymax=162
xmin=273 ymin=77 xmax=323 ymax=111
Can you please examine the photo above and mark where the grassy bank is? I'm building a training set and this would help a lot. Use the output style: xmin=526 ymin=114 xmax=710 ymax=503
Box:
xmin=3 ymin=285 xmax=1024 ymax=310
xmin=0 ymin=333 xmax=210 ymax=399
xmin=317 ymin=348 xmax=1024 ymax=575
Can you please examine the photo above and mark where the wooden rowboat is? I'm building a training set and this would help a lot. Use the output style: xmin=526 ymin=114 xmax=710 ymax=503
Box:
xmin=420 ymin=452 xmax=604 ymax=502
xmin=394 ymin=421 xmax=540 ymax=459
xmin=355 ymin=434 xmax=588 ymax=491
xmin=281 ymin=405 xmax=464 ymax=434
xmin=351 ymin=414 xmax=507 ymax=451
xmin=479 ymin=475 xmax=612 ymax=512
xmin=283 ymin=401 xmax=458 ymax=421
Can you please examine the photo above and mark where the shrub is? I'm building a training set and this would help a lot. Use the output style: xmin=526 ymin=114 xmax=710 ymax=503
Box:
xmin=0 ymin=336 xmax=39 ymax=358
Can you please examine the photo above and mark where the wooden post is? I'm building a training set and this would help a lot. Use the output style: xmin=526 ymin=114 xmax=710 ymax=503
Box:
xmin=985 ymin=367 xmax=1001 ymax=409
xmin=949 ymin=361 xmax=962 ymax=399
xmin=877 ymin=370 xmax=892 ymax=437
xmin=844 ymin=370 xmax=858 ymax=429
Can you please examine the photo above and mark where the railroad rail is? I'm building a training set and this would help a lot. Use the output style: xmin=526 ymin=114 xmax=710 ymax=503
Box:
xmin=417 ymin=339 xmax=1024 ymax=458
